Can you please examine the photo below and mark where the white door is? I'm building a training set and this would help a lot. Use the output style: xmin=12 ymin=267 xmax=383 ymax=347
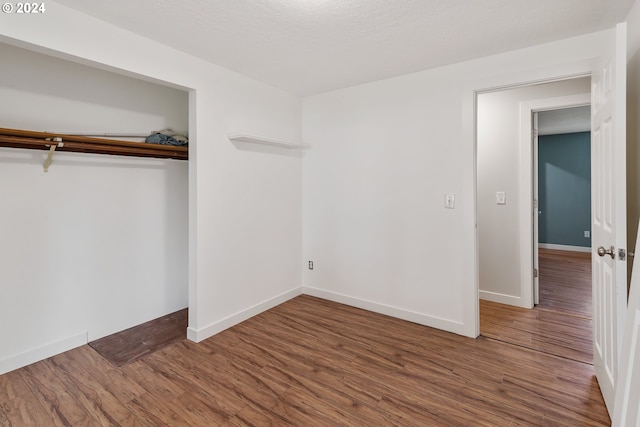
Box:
xmin=612 ymin=220 xmax=640 ymax=426
xmin=591 ymin=22 xmax=628 ymax=415
xmin=533 ymin=112 xmax=540 ymax=305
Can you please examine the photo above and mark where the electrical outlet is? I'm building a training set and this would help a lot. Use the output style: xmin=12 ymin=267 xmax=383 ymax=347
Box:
xmin=444 ymin=194 xmax=455 ymax=209
xmin=496 ymin=191 xmax=506 ymax=205
xmin=584 ymin=231 xmax=590 ymax=238
xmin=308 ymin=260 xmax=314 ymax=270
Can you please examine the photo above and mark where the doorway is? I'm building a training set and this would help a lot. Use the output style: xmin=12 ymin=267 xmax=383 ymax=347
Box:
xmin=476 ymin=78 xmax=594 ymax=362
xmin=536 ymin=106 xmax=592 ymax=313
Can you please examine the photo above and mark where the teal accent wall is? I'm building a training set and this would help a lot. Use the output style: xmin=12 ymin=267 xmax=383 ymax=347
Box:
xmin=538 ymin=132 xmax=591 ymax=247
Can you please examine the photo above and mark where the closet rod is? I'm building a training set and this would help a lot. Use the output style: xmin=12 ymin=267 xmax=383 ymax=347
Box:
xmin=0 ymin=128 xmax=187 ymax=152
xmin=49 ymin=132 xmax=151 ymax=138
xmin=0 ymin=128 xmax=188 ymax=161
xmin=0 ymin=128 xmax=188 ymax=153
xmin=0 ymin=135 xmax=187 ymax=159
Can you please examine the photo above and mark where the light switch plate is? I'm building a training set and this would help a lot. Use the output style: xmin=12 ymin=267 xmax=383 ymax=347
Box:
xmin=496 ymin=191 xmax=506 ymax=205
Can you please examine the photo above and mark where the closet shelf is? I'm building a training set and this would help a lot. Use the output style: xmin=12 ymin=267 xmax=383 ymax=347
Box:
xmin=228 ymin=133 xmax=309 ymax=149
xmin=0 ymin=127 xmax=188 ymax=162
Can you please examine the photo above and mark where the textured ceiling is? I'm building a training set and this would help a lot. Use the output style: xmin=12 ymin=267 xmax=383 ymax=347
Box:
xmin=54 ymin=0 xmax=634 ymax=96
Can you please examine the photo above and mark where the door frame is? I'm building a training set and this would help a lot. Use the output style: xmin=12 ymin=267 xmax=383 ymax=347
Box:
xmin=519 ymin=93 xmax=592 ymax=307
xmin=466 ymin=27 xmax=617 ymax=339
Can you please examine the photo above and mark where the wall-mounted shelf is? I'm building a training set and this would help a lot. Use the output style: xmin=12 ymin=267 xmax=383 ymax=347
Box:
xmin=228 ymin=133 xmax=309 ymax=149
xmin=0 ymin=128 xmax=188 ymax=171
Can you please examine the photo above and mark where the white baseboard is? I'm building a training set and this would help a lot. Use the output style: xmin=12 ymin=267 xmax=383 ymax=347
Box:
xmin=0 ymin=332 xmax=88 ymax=375
xmin=302 ymin=286 xmax=465 ymax=336
xmin=187 ymin=287 xmax=303 ymax=342
xmin=538 ymin=243 xmax=591 ymax=253
xmin=479 ymin=290 xmax=531 ymax=308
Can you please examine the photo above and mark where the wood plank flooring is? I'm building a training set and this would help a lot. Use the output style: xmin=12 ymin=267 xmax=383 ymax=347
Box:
xmin=480 ymin=249 xmax=593 ymax=363
xmin=89 ymin=308 xmax=188 ymax=367
xmin=538 ymin=249 xmax=592 ymax=317
xmin=480 ymin=300 xmax=592 ymax=363
xmin=0 ymin=294 xmax=609 ymax=426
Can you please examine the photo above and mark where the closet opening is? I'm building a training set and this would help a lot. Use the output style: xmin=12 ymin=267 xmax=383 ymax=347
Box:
xmin=0 ymin=42 xmax=191 ymax=373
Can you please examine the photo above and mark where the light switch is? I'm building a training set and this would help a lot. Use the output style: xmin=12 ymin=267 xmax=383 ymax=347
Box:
xmin=445 ymin=194 xmax=455 ymax=209
xmin=496 ymin=191 xmax=506 ymax=205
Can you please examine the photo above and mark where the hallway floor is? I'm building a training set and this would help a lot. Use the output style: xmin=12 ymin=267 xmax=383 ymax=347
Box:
xmin=480 ymin=249 xmax=592 ymax=363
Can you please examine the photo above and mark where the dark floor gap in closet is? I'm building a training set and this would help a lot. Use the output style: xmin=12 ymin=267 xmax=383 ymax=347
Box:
xmin=89 ymin=308 xmax=188 ymax=367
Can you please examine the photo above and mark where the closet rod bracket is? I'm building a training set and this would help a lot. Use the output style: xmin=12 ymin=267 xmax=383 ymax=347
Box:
xmin=43 ymin=137 xmax=64 ymax=172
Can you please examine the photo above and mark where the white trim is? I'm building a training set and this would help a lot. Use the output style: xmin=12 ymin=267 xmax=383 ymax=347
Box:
xmin=479 ymin=290 xmax=528 ymax=307
xmin=463 ymin=86 xmax=480 ymax=338
xmin=189 ymin=286 xmax=466 ymax=342
xmin=302 ymin=286 xmax=465 ymax=335
xmin=519 ymin=93 xmax=591 ymax=309
xmin=0 ymin=332 xmax=87 ymax=375
xmin=538 ymin=243 xmax=591 ymax=253
xmin=471 ymin=55 xmax=603 ymax=338
xmin=187 ymin=287 xmax=303 ymax=342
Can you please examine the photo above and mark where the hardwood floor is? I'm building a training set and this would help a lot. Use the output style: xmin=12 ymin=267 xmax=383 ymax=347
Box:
xmin=538 ymin=249 xmax=592 ymax=317
xmin=1 ymin=295 xmax=609 ymax=426
xmin=480 ymin=299 xmax=592 ymax=363
xmin=480 ymin=249 xmax=593 ymax=363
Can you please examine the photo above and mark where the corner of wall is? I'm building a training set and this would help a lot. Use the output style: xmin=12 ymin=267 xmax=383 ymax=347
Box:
xmin=186 ymin=287 xmax=303 ymax=343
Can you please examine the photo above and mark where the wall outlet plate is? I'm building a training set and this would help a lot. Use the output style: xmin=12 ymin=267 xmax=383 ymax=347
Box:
xmin=496 ymin=191 xmax=506 ymax=205
xmin=445 ymin=194 xmax=455 ymax=209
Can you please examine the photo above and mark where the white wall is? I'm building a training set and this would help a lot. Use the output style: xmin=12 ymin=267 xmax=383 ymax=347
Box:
xmin=0 ymin=1 xmax=302 ymax=372
xmin=627 ymin=0 xmax=640 ymax=279
xmin=303 ymin=30 xmax=610 ymax=337
xmin=0 ymin=43 xmax=188 ymax=136
xmin=477 ymin=78 xmax=590 ymax=306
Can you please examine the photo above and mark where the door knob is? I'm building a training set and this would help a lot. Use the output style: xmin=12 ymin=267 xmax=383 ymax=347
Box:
xmin=597 ymin=245 xmax=615 ymax=259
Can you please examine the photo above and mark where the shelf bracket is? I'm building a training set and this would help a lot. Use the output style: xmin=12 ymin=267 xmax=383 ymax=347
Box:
xmin=43 ymin=137 xmax=64 ymax=172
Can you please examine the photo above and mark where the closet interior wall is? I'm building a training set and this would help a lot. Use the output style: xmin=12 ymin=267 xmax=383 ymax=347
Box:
xmin=0 ymin=42 xmax=189 ymax=373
